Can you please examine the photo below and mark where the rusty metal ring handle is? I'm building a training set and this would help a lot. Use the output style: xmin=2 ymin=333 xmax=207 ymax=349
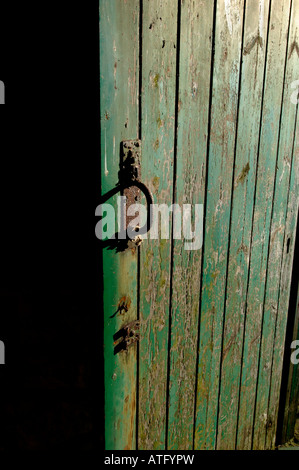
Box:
xmin=100 ymin=180 xmax=153 ymax=236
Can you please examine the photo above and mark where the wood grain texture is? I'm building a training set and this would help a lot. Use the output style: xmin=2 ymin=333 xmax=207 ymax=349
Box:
xmin=138 ymin=0 xmax=178 ymax=450
xmin=253 ymin=0 xmax=299 ymax=450
xmin=217 ymin=0 xmax=270 ymax=450
xmin=167 ymin=0 xmax=214 ymax=450
xmin=100 ymin=0 xmax=140 ymax=450
xmin=100 ymin=0 xmax=299 ymax=450
xmin=236 ymin=0 xmax=292 ymax=450
xmin=194 ymin=0 xmax=245 ymax=450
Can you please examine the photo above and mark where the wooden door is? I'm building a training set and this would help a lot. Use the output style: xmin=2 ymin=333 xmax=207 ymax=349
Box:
xmin=99 ymin=0 xmax=299 ymax=450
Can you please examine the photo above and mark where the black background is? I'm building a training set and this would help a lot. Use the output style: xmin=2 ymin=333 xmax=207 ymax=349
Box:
xmin=0 ymin=1 xmax=104 ymax=450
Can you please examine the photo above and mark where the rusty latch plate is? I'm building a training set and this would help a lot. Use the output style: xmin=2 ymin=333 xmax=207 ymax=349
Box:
xmin=119 ymin=140 xmax=142 ymax=232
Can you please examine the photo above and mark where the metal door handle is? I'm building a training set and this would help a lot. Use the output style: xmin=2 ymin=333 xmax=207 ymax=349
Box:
xmin=99 ymin=140 xmax=153 ymax=239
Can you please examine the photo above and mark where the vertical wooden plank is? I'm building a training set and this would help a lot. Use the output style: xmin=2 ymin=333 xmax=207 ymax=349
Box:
xmin=167 ymin=0 xmax=214 ymax=450
xmin=100 ymin=0 xmax=140 ymax=450
xmin=138 ymin=0 xmax=178 ymax=450
xmin=266 ymin=113 xmax=299 ymax=449
xmin=217 ymin=0 xmax=270 ymax=450
xmin=236 ymin=0 xmax=292 ymax=450
xmin=253 ymin=0 xmax=299 ymax=449
xmin=194 ymin=0 xmax=245 ymax=450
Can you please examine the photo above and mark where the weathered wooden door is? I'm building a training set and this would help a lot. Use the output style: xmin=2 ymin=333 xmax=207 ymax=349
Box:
xmin=99 ymin=0 xmax=299 ymax=450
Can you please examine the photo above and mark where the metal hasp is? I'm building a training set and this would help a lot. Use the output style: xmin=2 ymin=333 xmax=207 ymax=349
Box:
xmin=120 ymin=140 xmax=142 ymax=232
xmin=113 ymin=320 xmax=140 ymax=355
xmin=99 ymin=138 xmax=153 ymax=242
